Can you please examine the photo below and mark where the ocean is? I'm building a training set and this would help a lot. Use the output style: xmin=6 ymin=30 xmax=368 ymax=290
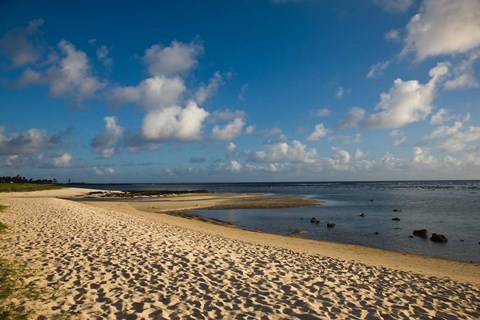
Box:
xmin=74 ymin=181 xmax=480 ymax=263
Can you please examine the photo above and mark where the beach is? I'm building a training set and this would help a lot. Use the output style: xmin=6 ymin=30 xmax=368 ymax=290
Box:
xmin=0 ymin=188 xmax=479 ymax=319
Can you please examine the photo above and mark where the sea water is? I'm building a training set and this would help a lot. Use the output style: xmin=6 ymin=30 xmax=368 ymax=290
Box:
xmin=77 ymin=181 xmax=480 ymax=262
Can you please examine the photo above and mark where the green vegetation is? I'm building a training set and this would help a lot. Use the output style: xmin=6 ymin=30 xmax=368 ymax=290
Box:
xmin=0 ymin=175 xmax=63 ymax=193
xmin=0 ymin=207 xmax=39 ymax=319
xmin=0 ymin=183 xmax=62 ymax=193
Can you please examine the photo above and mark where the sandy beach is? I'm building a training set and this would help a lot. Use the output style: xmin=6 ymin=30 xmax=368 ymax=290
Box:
xmin=0 ymin=188 xmax=479 ymax=319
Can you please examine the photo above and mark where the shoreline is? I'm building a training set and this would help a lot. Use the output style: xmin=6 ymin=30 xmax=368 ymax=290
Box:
xmin=83 ymin=198 xmax=480 ymax=286
xmin=76 ymin=191 xmax=479 ymax=266
xmin=1 ymin=187 xmax=479 ymax=318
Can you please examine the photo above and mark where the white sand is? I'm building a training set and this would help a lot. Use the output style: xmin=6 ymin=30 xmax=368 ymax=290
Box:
xmin=0 ymin=188 xmax=479 ymax=319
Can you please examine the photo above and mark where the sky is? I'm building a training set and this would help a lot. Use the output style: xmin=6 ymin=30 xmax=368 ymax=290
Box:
xmin=0 ymin=0 xmax=480 ymax=183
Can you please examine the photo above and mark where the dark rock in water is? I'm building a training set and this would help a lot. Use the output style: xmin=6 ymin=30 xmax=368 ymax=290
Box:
xmin=413 ymin=229 xmax=428 ymax=238
xmin=393 ymin=209 xmax=402 ymax=212
xmin=408 ymin=235 xmax=414 ymax=238
xmin=370 ymin=199 xmax=374 ymax=202
xmin=326 ymin=223 xmax=335 ymax=228
xmin=374 ymin=231 xmax=379 ymax=235
xmin=392 ymin=217 xmax=400 ymax=221
xmin=460 ymin=239 xmax=464 ymax=242
xmin=430 ymin=233 xmax=448 ymax=243
xmin=315 ymin=220 xmax=320 ymax=225
xmin=360 ymin=213 xmax=365 ymax=217
xmin=310 ymin=217 xmax=318 ymax=224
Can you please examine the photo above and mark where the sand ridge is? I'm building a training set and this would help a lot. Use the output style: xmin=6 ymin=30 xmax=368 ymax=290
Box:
xmin=0 ymin=189 xmax=479 ymax=319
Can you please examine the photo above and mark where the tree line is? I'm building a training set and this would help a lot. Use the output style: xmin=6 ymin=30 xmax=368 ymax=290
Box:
xmin=0 ymin=175 xmax=58 ymax=184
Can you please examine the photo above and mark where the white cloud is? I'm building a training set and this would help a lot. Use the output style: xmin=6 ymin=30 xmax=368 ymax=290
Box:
xmin=444 ymin=51 xmax=480 ymax=90
xmin=212 ymin=118 xmax=245 ymax=141
xmin=378 ymin=152 xmax=406 ymax=170
xmin=0 ymin=18 xmax=44 ymax=67
xmin=252 ymin=138 xmax=318 ymax=164
xmin=211 ymin=110 xmax=246 ymax=122
xmin=109 ymin=76 xmax=186 ymax=110
xmin=355 ymin=148 xmax=364 ymax=160
xmin=367 ymin=61 xmax=390 ymax=79
xmin=384 ymin=29 xmax=401 ymax=42
xmin=326 ymin=147 xmax=351 ymax=171
xmin=91 ymin=116 xmax=124 ymax=158
xmin=444 ymin=155 xmax=461 ymax=167
xmin=425 ymin=121 xmax=480 ymax=152
xmin=389 ymin=129 xmax=406 ymax=146
xmin=312 ymin=108 xmax=331 ymax=117
xmin=143 ymin=40 xmax=203 ymax=77
xmin=195 ymin=72 xmax=223 ymax=104
xmin=53 ymin=153 xmax=72 ymax=167
xmin=336 ymin=86 xmax=346 ymax=98
xmin=96 ymin=45 xmax=112 ymax=70
xmin=412 ymin=147 xmax=436 ymax=166
xmin=230 ymin=160 xmax=242 ymax=172
xmin=142 ymin=101 xmax=209 ymax=142
xmin=245 ymin=125 xmax=256 ymax=134
xmin=227 ymin=142 xmax=237 ymax=153
xmin=403 ymin=0 xmax=480 ymax=60
xmin=374 ymin=0 xmax=413 ymax=13
xmin=336 ymin=107 xmax=365 ymax=129
xmin=307 ymin=123 xmax=328 ymax=141
xmin=92 ymin=166 xmax=115 ymax=176
xmin=0 ymin=127 xmax=55 ymax=155
xmin=430 ymin=108 xmax=456 ymax=125
xmin=47 ymin=40 xmax=104 ymax=105
xmin=425 ymin=121 xmax=463 ymax=140
xmin=362 ymin=63 xmax=448 ymax=128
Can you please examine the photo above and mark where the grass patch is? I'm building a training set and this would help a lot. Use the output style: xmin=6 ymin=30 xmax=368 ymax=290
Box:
xmin=0 ymin=259 xmax=35 ymax=319
xmin=0 ymin=183 xmax=63 ymax=193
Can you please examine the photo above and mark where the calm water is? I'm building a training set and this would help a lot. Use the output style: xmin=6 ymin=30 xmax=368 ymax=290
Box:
xmin=74 ymin=181 xmax=480 ymax=262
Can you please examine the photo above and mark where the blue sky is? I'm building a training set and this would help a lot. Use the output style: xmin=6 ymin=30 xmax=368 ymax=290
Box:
xmin=1 ymin=0 xmax=480 ymax=182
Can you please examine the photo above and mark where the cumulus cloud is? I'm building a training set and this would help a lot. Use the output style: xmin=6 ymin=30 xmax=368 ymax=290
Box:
xmin=142 ymin=101 xmax=209 ymax=142
xmin=91 ymin=116 xmax=124 ymax=158
xmin=251 ymin=137 xmax=318 ymax=164
xmin=0 ymin=18 xmax=44 ymax=67
xmin=430 ymin=108 xmax=455 ymax=125
xmin=444 ymin=51 xmax=480 ymax=90
xmin=143 ymin=40 xmax=203 ymax=77
xmin=109 ymin=76 xmax=185 ymax=110
xmin=378 ymin=152 xmax=406 ymax=170
xmin=374 ymin=0 xmax=413 ymax=13
xmin=212 ymin=118 xmax=245 ymax=141
xmin=53 ymin=153 xmax=72 ymax=167
xmin=92 ymin=166 xmax=115 ymax=175
xmin=307 ymin=123 xmax=328 ymax=141
xmin=425 ymin=121 xmax=480 ymax=152
xmin=195 ymin=72 xmax=223 ymax=104
xmin=362 ymin=63 xmax=448 ymax=128
xmin=326 ymin=147 xmax=352 ymax=171
xmin=403 ymin=0 xmax=480 ymax=60
xmin=412 ymin=147 xmax=436 ymax=166
xmin=45 ymin=40 xmax=104 ymax=104
xmin=390 ymin=129 xmax=407 ymax=147
xmin=367 ymin=61 xmax=390 ymax=79
xmin=227 ymin=142 xmax=237 ymax=153
xmin=229 ymin=160 xmax=242 ymax=172
xmin=0 ymin=127 xmax=57 ymax=156
xmin=336 ymin=107 xmax=365 ymax=129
